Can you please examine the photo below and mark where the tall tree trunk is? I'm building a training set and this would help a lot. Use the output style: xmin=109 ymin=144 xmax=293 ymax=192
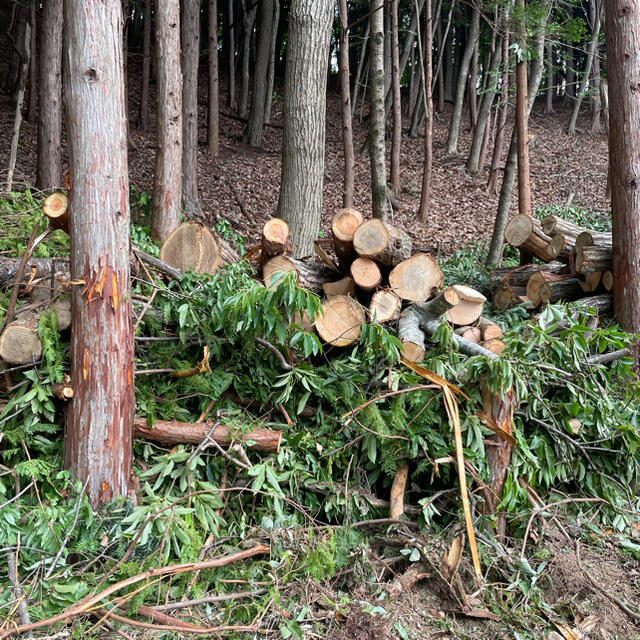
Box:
xmin=563 ymin=44 xmax=575 ymax=105
xmin=36 ymin=0 xmax=63 ymax=190
xmin=389 ymin=0 xmax=402 ymax=193
xmin=545 ymin=42 xmax=554 ymax=114
xmin=276 ymin=0 xmax=333 ymax=257
xmin=567 ymin=0 xmax=601 ymax=136
xmin=590 ymin=17 xmax=602 ymax=134
xmin=418 ymin=0 xmax=433 ymax=223
xmin=152 ymin=0 xmax=182 ymax=241
xmin=604 ymin=1 xmax=640 ymax=333
xmin=139 ymin=0 xmax=152 ymax=131
xmin=486 ymin=0 xmax=550 ymax=266
xmin=227 ymin=0 xmax=236 ymax=110
xmin=63 ymin=0 xmax=134 ymax=508
xmin=27 ymin=1 xmax=37 ymax=123
xmin=409 ymin=44 xmax=417 ymax=116
xmin=244 ymin=0 xmax=274 ymax=146
xmin=208 ymin=0 xmax=220 ymax=156
xmin=467 ymin=36 xmax=502 ymax=174
xmin=446 ymin=1 xmax=481 ymax=154
xmin=444 ymin=26 xmax=455 ymax=102
xmin=239 ymin=0 xmax=257 ymax=117
xmin=515 ymin=0 xmax=531 ymax=218
xmin=264 ymin=0 xmax=279 ymax=124
xmin=437 ymin=17 xmax=445 ymax=112
xmin=369 ymin=0 xmax=390 ymax=220
xmin=468 ymin=40 xmax=479 ymax=131
xmin=351 ymin=21 xmax=370 ymax=118
xmin=338 ymin=0 xmax=355 ymax=208
xmin=182 ymin=0 xmax=201 ymax=217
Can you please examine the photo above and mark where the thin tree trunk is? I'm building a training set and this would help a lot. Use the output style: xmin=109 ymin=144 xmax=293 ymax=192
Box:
xmin=409 ymin=45 xmax=417 ymax=116
xmin=338 ymin=0 xmax=355 ymax=208
xmin=567 ymin=0 xmax=601 ymax=136
xmin=390 ymin=0 xmax=402 ymax=193
xmin=563 ymin=44 xmax=575 ymax=106
xmin=228 ymin=0 xmax=236 ymax=110
xmin=27 ymin=1 xmax=37 ymax=123
xmin=444 ymin=26 xmax=455 ymax=101
xmin=515 ymin=0 xmax=531 ymax=218
xmin=264 ymin=0 xmax=279 ymax=124
xmin=63 ymin=0 xmax=134 ymax=508
xmin=182 ymin=0 xmax=201 ymax=217
xmin=239 ymin=0 xmax=257 ymax=118
xmin=545 ymin=42 xmax=554 ymax=114
xmin=601 ymin=77 xmax=610 ymax=199
xmin=468 ymin=40 xmax=479 ymax=131
xmin=352 ymin=21 xmax=370 ymax=118
xmin=446 ymin=0 xmax=481 ymax=154
xmin=418 ymin=0 xmax=433 ymax=223
xmin=139 ymin=0 xmax=152 ymax=131
xmin=604 ymin=1 xmax=640 ymax=333
xmin=276 ymin=0 xmax=333 ymax=256
xmin=36 ymin=0 xmax=63 ymax=190
xmin=369 ymin=0 xmax=390 ymax=220
xmin=152 ymin=0 xmax=182 ymax=241
xmin=244 ymin=0 xmax=274 ymax=146
xmin=208 ymin=0 xmax=220 ymax=156
xmin=590 ymin=23 xmax=602 ymax=134
xmin=437 ymin=17 xmax=445 ymax=111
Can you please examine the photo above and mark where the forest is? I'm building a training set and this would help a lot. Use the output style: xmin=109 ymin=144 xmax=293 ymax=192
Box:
xmin=0 ymin=0 xmax=640 ymax=638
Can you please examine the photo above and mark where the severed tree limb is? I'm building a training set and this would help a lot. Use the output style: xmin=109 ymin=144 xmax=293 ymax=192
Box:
xmin=586 ymin=347 xmax=632 ymax=366
xmin=389 ymin=462 xmax=409 ymax=519
xmin=7 ymin=552 xmax=32 ymax=634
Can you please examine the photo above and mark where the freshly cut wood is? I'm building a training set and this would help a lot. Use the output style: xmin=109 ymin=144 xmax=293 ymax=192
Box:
xmin=574 ymin=230 xmax=613 ymax=253
xmin=0 ymin=312 xmax=42 ymax=364
xmin=602 ymin=270 xmax=613 ymax=292
xmin=261 ymin=218 xmax=290 ymax=262
xmin=350 ymin=257 xmax=381 ymax=291
xmin=133 ymin=418 xmax=282 ymax=452
xmin=331 ymin=207 xmax=364 ymax=266
xmin=546 ymin=233 xmax=573 ymax=259
xmin=579 ymin=271 xmax=602 ymax=293
xmin=489 ymin=261 xmax=566 ymax=291
xmin=576 ymin=245 xmax=612 ymax=274
xmin=353 ymin=219 xmax=411 ymax=267
xmin=503 ymin=214 xmax=553 ymax=261
xmin=315 ymin=295 xmax=364 ymax=347
xmin=52 ymin=377 xmax=74 ymax=400
xmin=322 ymin=276 xmax=355 ymax=299
xmin=43 ymin=192 xmax=69 ymax=232
xmin=389 ymin=461 xmax=409 ymax=519
xmin=0 ymin=257 xmax=70 ymax=290
xmin=540 ymin=215 xmax=587 ymax=238
xmin=369 ymin=289 xmax=401 ymax=323
xmin=526 ymin=271 xmax=570 ymax=307
xmin=492 ymin=285 xmax=526 ymax=311
xmin=262 ymin=256 xmax=335 ymax=295
xmin=539 ymin=277 xmax=583 ymax=304
xmin=159 ymin=222 xmax=221 ymax=275
xmin=389 ymin=253 xmax=443 ymax=302
xmin=572 ymin=294 xmax=613 ymax=314
xmin=477 ymin=317 xmax=503 ymax=341
xmin=482 ymin=338 xmax=505 ymax=355
xmin=263 ymin=255 xmax=298 ymax=288
xmin=445 ymin=285 xmax=486 ymax=326
xmin=455 ymin=326 xmax=481 ymax=343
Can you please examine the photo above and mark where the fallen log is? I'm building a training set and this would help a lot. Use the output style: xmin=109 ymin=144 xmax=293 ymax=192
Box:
xmin=369 ymin=289 xmax=401 ymax=323
xmin=445 ymin=285 xmax=486 ymax=326
xmin=503 ymin=214 xmax=553 ymax=261
xmin=481 ymin=338 xmax=506 ymax=355
xmin=350 ymin=257 xmax=381 ymax=291
xmin=262 ymin=256 xmax=335 ymax=295
xmin=389 ymin=253 xmax=443 ymax=302
xmin=331 ymin=207 xmax=364 ymax=267
xmin=489 ymin=261 xmax=566 ymax=291
xmin=43 ymin=192 xmax=69 ymax=233
xmin=322 ymin=276 xmax=356 ymax=299
xmin=353 ymin=219 xmax=411 ymax=267
xmin=315 ymin=295 xmax=364 ymax=347
xmin=571 ymin=294 xmax=613 ymax=314
xmin=0 ymin=312 xmax=42 ymax=364
xmin=546 ymin=233 xmax=573 ymax=260
xmin=526 ymin=271 xmax=574 ymax=307
xmin=133 ymin=418 xmax=282 ymax=452
xmin=261 ymin=218 xmax=290 ymax=263
xmin=455 ymin=326 xmax=481 ymax=343
xmin=160 ymin=222 xmax=221 ymax=275
xmin=477 ymin=317 xmax=502 ymax=341
xmin=578 ymin=271 xmax=602 ymax=294
xmin=576 ymin=245 xmax=612 ymax=274
xmin=574 ymin=230 xmax=612 ymax=253
xmin=602 ymin=270 xmax=613 ymax=292
xmin=0 ymin=257 xmax=70 ymax=290
xmin=492 ymin=285 xmax=526 ymax=311
xmin=540 ymin=214 xmax=587 ymax=239
xmin=538 ymin=276 xmax=583 ymax=305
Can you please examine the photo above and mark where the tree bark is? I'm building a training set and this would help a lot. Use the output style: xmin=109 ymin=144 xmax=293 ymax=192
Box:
xmin=239 ymin=0 xmax=257 ymax=117
xmin=515 ymin=0 xmax=531 ymax=219
xmin=418 ymin=0 xmax=433 ymax=223
xmin=445 ymin=0 xmax=481 ymax=155
xmin=545 ymin=42 xmax=554 ymax=114
xmin=63 ymin=0 xmax=134 ymax=508
xmin=151 ymin=0 xmax=182 ymax=241
xmin=389 ymin=0 xmax=402 ymax=193
xmin=275 ymin=0 xmax=333 ymax=257
xmin=36 ymin=0 xmax=63 ymax=190
xmin=338 ymin=0 xmax=355 ymax=208
xmin=369 ymin=0 xmax=390 ymax=220
xmin=264 ymin=0 xmax=279 ymax=124
xmin=27 ymin=0 xmax=37 ymax=123
xmin=244 ymin=0 xmax=274 ymax=146
xmin=139 ymin=0 xmax=152 ymax=131
xmin=182 ymin=0 xmax=202 ymax=218
xmin=227 ymin=0 xmax=236 ymax=110
xmin=208 ymin=0 xmax=220 ymax=156
xmin=351 ymin=21 xmax=370 ymax=119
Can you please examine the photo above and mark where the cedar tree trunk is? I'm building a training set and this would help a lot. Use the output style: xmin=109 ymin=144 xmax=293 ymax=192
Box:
xmin=208 ymin=0 xmax=220 ymax=156
xmin=515 ymin=0 xmax=531 ymax=218
xmin=139 ymin=0 xmax=152 ymax=131
xmin=338 ymin=0 xmax=355 ymax=208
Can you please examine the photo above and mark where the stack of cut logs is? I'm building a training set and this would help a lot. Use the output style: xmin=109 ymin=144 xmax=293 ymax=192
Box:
xmin=259 ymin=209 xmax=503 ymax=360
xmin=492 ymin=213 xmax=613 ymax=314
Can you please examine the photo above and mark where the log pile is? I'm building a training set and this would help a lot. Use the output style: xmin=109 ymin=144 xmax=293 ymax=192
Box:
xmin=492 ymin=213 xmax=613 ymax=312
xmin=256 ymin=211 xmax=503 ymax=360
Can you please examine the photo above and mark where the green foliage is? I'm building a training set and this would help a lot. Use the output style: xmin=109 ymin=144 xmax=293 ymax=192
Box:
xmin=535 ymin=204 xmax=611 ymax=232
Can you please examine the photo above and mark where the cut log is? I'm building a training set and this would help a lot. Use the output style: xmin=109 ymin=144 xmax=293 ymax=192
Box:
xmin=262 ymin=257 xmax=335 ymax=295
xmin=331 ymin=207 xmax=364 ymax=266
xmin=0 ymin=257 xmax=70 ymax=290
xmin=133 ymin=418 xmax=282 ymax=452
xmin=263 ymin=255 xmax=298 ymax=289
xmin=602 ymin=270 xmax=613 ymax=292
xmin=43 ymin=192 xmax=69 ymax=232
xmin=578 ymin=271 xmax=602 ymax=293
xmin=30 ymin=281 xmax=71 ymax=330
xmin=489 ymin=261 xmax=566 ymax=291
xmin=445 ymin=285 xmax=486 ymax=326
xmin=540 ymin=215 xmax=587 ymax=239
xmin=503 ymin=214 xmax=553 ymax=261
xmin=315 ymin=295 xmax=364 ymax=347
xmin=353 ymin=219 xmax=411 ymax=267
xmin=481 ymin=338 xmax=506 ymax=355
xmin=455 ymin=326 xmax=481 ymax=343
xmin=350 ymin=257 xmax=381 ymax=291
xmin=526 ymin=271 xmax=571 ymax=307
xmin=539 ymin=276 xmax=583 ymax=304
xmin=261 ymin=218 xmax=290 ymax=262
xmin=0 ymin=312 xmax=42 ymax=364
xmin=389 ymin=461 xmax=409 ymax=520
xmin=574 ymin=230 xmax=613 ymax=253
xmin=477 ymin=317 xmax=503 ymax=341
xmin=322 ymin=276 xmax=356 ymax=299
xmin=52 ymin=376 xmax=74 ymax=400
xmin=159 ymin=222 xmax=221 ymax=275
xmin=546 ymin=233 xmax=573 ymax=259
xmin=369 ymin=289 xmax=401 ymax=323
xmin=492 ymin=285 xmax=526 ymax=311
xmin=571 ymin=294 xmax=613 ymax=314
xmin=389 ymin=253 xmax=443 ymax=302
xmin=576 ymin=245 xmax=612 ymax=274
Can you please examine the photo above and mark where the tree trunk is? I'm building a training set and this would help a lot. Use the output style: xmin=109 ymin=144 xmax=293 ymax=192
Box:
xmin=264 ymin=0 xmax=279 ymax=124
xmin=515 ymin=0 xmax=531 ymax=219
xmin=244 ymin=0 xmax=274 ymax=147
xmin=418 ymin=0 xmax=433 ymax=223
xmin=563 ymin=44 xmax=575 ymax=105
xmin=151 ymin=0 xmax=183 ymax=241
xmin=468 ymin=40 xmax=479 ymax=132
xmin=182 ymin=0 xmax=201 ymax=218
xmin=275 ymin=0 xmax=333 ymax=257
xmin=208 ymin=0 xmax=220 ymax=156
xmin=567 ymin=0 xmax=601 ymax=136
xmin=437 ymin=15 xmax=445 ymax=111
xmin=369 ymin=0 xmax=390 ymax=220
xmin=590 ymin=21 xmax=602 ymax=135
xmin=545 ymin=42 xmax=554 ymax=114
xmin=239 ymin=0 xmax=257 ymax=117
xmin=227 ymin=0 xmax=236 ymax=110
xmin=139 ymin=0 xmax=152 ymax=131
xmin=338 ymin=0 xmax=355 ymax=208
xmin=445 ymin=0 xmax=481 ymax=155
xmin=351 ymin=21 xmax=369 ymax=119
xmin=36 ymin=0 xmax=63 ymax=190
xmin=63 ymin=0 xmax=134 ymax=508
xmin=27 ymin=0 xmax=37 ymax=123
xmin=389 ymin=0 xmax=402 ymax=193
